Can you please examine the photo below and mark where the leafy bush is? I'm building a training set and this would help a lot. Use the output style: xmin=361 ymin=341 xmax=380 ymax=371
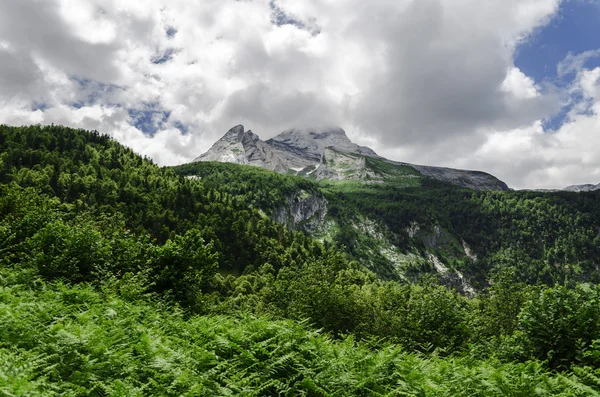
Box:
xmin=510 ymin=284 xmax=600 ymax=369
xmin=1 ymin=271 xmax=598 ymax=396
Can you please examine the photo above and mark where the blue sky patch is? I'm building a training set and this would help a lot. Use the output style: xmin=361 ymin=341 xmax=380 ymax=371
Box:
xmin=151 ymin=48 xmax=177 ymax=64
xmin=128 ymin=104 xmax=171 ymax=135
xmin=173 ymin=120 xmax=189 ymax=134
xmin=71 ymin=77 xmax=123 ymax=106
xmin=270 ymin=0 xmax=304 ymax=29
xmin=514 ymin=0 xmax=600 ymax=131
xmin=515 ymin=1 xmax=600 ymax=85
xmin=166 ymin=26 xmax=177 ymax=38
xmin=31 ymin=101 xmax=48 ymax=112
xmin=269 ymin=0 xmax=320 ymax=35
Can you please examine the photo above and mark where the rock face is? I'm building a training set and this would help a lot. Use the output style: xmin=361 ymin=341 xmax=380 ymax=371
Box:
xmin=194 ymin=125 xmax=510 ymax=191
xmin=267 ymin=127 xmax=378 ymax=162
xmin=194 ymin=125 xmax=289 ymax=173
xmin=314 ymin=148 xmax=372 ymax=181
xmin=272 ymin=189 xmax=328 ymax=232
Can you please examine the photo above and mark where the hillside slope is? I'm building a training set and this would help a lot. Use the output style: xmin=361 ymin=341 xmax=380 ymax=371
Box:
xmin=2 ymin=266 xmax=597 ymax=395
xmin=4 ymin=125 xmax=600 ymax=392
xmin=564 ymin=183 xmax=600 ymax=192
xmin=173 ymin=161 xmax=600 ymax=290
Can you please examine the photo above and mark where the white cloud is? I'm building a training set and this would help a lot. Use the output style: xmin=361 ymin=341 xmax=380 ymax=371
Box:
xmin=447 ymin=66 xmax=600 ymax=189
xmin=501 ymin=67 xmax=540 ymax=99
xmin=0 ymin=0 xmax=598 ymax=188
xmin=557 ymin=49 xmax=600 ymax=79
xmin=579 ymin=67 xmax=600 ymax=100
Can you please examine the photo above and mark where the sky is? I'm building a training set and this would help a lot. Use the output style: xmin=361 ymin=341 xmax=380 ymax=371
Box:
xmin=0 ymin=0 xmax=599 ymax=189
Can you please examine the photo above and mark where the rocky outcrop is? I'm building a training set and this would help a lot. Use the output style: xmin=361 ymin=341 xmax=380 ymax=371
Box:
xmin=194 ymin=124 xmax=510 ymax=191
xmin=522 ymin=183 xmax=600 ymax=193
xmin=314 ymin=148 xmax=373 ymax=181
xmin=272 ymin=189 xmax=328 ymax=233
xmin=267 ymin=127 xmax=378 ymax=162
xmin=428 ymin=253 xmax=475 ymax=296
xmin=193 ymin=125 xmax=290 ymax=173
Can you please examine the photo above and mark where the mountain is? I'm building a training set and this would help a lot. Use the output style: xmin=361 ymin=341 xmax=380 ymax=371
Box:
xmin=175 ymin=158 xmax=600 ymax=294
xmin=194 ymin=125 xmax=509 ymax=191
xmin=4 ymin=125 xmax=600 ymax=389
xmin=523 ymin=183 xmax=600 ymax=193
xmin=564 ymin=183 xmax=600 ymax=192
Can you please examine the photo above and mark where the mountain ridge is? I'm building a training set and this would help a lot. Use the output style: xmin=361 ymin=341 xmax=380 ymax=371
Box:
xmin=564 ymin=183 xmax=600 ymax=192
xmin=194 ymin=125 xmax=510 ymax=191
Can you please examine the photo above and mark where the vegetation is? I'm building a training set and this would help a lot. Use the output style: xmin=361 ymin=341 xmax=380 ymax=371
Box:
xmin=173 ymin=160 xmax=600 ymax=288
xmin=4 ymin=270 xmax=600 ymax=396
xmin=2 ymin=124 xmax=600 ymax=394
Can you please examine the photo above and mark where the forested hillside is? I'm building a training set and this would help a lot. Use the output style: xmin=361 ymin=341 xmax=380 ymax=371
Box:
xmin=174 ymin=161 xmax=600 ymax=289
xmin=2 ymin=124 xmax=600 ymax=395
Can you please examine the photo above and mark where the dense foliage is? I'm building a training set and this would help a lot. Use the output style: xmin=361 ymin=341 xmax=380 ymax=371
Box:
xmin=324 ymin=180 xmax=600 ymax=287
xmin=2 ymin=125 xmax=600 ymax=394
xmin=174 ymin=161 xmax=318 ymax=213
xmin=4 ymin=270 xmax=600 ymax=396
xmin=173 ymin=160 xmax=600 ymax=288
xmin=0 ymin=124 xmax=330 ymax=277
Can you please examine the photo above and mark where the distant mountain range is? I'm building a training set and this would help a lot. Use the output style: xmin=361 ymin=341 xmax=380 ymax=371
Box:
xmin=563 ymin=183 xmax=600 ymax=192
xmin=523 ymin=183 xmax=600 ymax=193
xmin=194 ymin=125 xmax=510 ymax=191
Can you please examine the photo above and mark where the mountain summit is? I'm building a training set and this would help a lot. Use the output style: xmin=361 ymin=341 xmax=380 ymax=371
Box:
xmin=194 ymin=125 xmax=509 ymax=191
xmin=266 ymin=127 xmax=379 ymax=162
xmin=194 ymin=125 xmax=376 ymax=174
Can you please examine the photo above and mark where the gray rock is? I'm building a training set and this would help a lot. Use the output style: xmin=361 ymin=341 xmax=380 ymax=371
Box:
xmin=267 ymin=127 xmax=378 ymax=162
xmin=194 ymin=125 xmax=510 ymax=191
xmin=272 ymin=189 xmax=328 ymax=233
xmin=194 ymin=125 xmax=290 ymax=173
xmin=314 ymin=148 xmax=373 ymax=181
xmin=563 ymin=183 xmax=600 ymax=192
xmin=519 ymin=183 xmax=600 ymax=193
xmin=408 ymin=164 xmax=509 ymax=191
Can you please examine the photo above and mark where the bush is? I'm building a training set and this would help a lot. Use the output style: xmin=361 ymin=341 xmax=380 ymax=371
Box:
xmin=149 ymin=228 xmax=219 ymax=309
xmin=30 ymin=220 xmax=109 ymax=282
xmin=511 ymin=284 xmax=600 ymax=369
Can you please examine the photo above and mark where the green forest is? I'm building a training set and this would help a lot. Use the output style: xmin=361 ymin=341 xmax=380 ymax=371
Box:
xmin=174 ymin=158 xmax=600 ymax=289
xmin=3 ymin=124 xmax=600 ymax=395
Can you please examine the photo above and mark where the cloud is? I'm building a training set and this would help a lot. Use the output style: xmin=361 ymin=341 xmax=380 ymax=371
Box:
xmin=446 ymin=65 xmax=600 ymax=189
xmin=344 ymin=0 xmax=561 ymax=147
xmin=557 ymin=49 xmax=600 ymax=79
xmin=502 ymin=67 xmax=541 ymax=100
xmin=0 ymin=0 xmax=597 ymax=188
xmin=0 ymin=47 xmax=43 ymax=98
xmin=0 ymin=0 xmax=122 ymax=84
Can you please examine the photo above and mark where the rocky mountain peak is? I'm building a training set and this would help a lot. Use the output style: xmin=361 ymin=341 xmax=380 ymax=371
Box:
xmin=267 ymin=127 xmax=377 ymax=162
xmin=223 ymin=124 xmax=245 ymax=140
xmin=221 ymin=125 xmax=259 ymax=144
xmin=193 ymin=124 xmax=510 ymax=191
xmin=273 ymin=126 xmax=349 ymax=142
